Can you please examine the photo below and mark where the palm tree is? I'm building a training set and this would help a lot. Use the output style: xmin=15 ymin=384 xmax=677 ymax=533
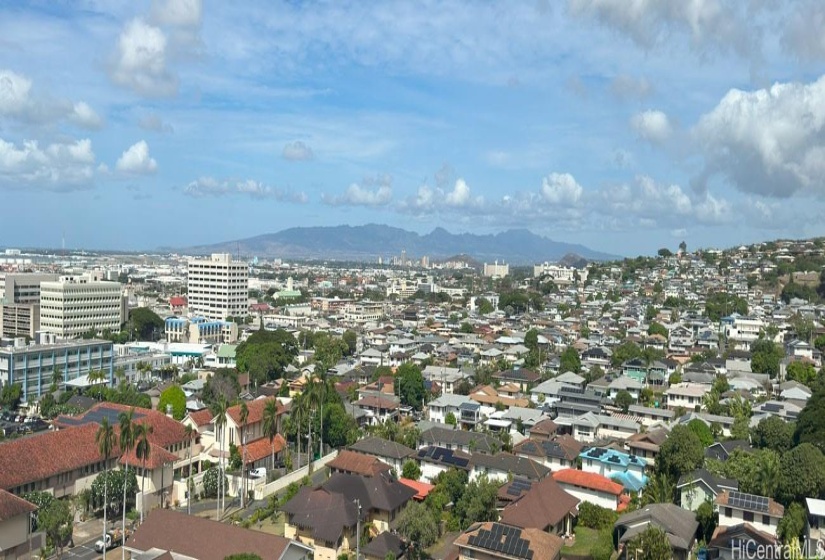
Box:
xmin=756 ymin=451 xmax=780 ymax=497
xmin=642 ymin=472 xmax=675 ymax=506
xmin=211 ymin=398 xmax=228 ymax=520
xmin=291 ymin=394 xmax=308 ymax=467
xmin=239 ymin=402 xmax=249 ymax=508
xmin=262 ymin=400 xmax=280 ymax=471
xmin=118 ymin=409 xmax=136 ymax=560
xmin=51 ymin=366 xmax=63 ymax=393
xmin=96 ymin=418 xmax=116 ymax=560
xmin=134 ymin=423 xmax=154 ymax=524
xmin=184 ymin=424 xmax=197 ymax=515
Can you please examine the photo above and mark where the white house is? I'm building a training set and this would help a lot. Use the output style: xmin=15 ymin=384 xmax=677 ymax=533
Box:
xmin=716 ymin=490 xmax=783 ymax=538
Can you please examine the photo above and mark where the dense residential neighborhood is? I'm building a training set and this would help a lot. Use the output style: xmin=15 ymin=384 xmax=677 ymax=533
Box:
xmin=2 ymin=239 xmax=825 ymax=560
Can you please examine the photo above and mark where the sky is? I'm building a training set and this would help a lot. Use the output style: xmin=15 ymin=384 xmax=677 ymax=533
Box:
xmin=2 ymin=1 xmax=825 ymax=257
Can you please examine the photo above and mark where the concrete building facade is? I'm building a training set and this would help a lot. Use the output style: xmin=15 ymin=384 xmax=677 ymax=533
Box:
xmin=39 ymin=276 xmax=125 ymax=337
xmin=187 ymin=253 xmax=249 ymax=321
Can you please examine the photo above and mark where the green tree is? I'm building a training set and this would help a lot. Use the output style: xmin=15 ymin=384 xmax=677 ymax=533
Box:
xmin=611 ymin=341 xmax=643 ymax=367
xmin=625 ymin=526 xmax=672 ymax=560
xmin=794 ymin=388 xmax=825 ymax=452
xmin=126 ymin=307 xmax=164 ymax=340
xmin=777 ymin=443 xmax=825 ymax=504
xmin=751 ymin=416 xmax=795 ymax=453
xmin=577 ymin=502 xmax=618 ymax=529
xmin=0 ymin=382 xmax=22 ymax=409
xmin=459 ymin=322 xmax=474 ymax=334
xmin=559 ymin=346 xmax=581 ymax=373
xmin=90 ymin=469 xmax=138 ymax=517
xmin=118 ymin=407 xmax=137 ymax=541
xmin=396 ymin=501 xmax=439 ymax=548
xmin=38 ymin=496 xmax=73 ymax=555
xmin=235 ymin=329 xmax=299 ymax=385
xmin=134 ymin=422 xmax=153 ymax=523
xmin=614 ymin=390 xmax=633 ymax=413
xmin=642 ymin=472 xmax=675 ymax=506
xmin=476 ymin=297 xmax=494 ymax=314
xmin=524 ymin=329 xmax=539 ymax=353
xmin=656 ymin=425 xmax=704 ymax=481
xmin=750 ymin=339 xmax=784 ymax=378
xmin=787 ymin=361 xmax=817 ymax=386
xmin=647 ymin=322 xmax=668 ymax=338
xmin=445 ymin=411 xmax=457 ymax=426
xmin=778 ymin=502 xmax=806 ymax=542
xmin=342 ymin=330 xmax=358 ymax=356
xmin=95 ymin=417 xmax=116 ymax=559
xmin=401 ymin=459 xmax=422 ymax=480
xmin=262 ymin=399 xmax=281 ymax=470
xmin=687 ymin=418 xmax=715 ymax=447
xmin=158 ymin=384 xmax=187 ymax=420
xmin=657 ymin=248 xmax=673 ymax=258
xmin=454 ymin=477 xmax=498 ymax=529
xmin=397 ymin=362 xmax=426 ymax=409
xmin=203 ymin=466 xmax=228 ymax=499
xmin=705 ymin=291 xmax=748 ymax=322
xmin=696 ymin=500 xmax=718 ymax=543
xmin=314 ymin=332 xmax=348 ymax=373
xmin=323 ymin=402 xmax=358 ymax=448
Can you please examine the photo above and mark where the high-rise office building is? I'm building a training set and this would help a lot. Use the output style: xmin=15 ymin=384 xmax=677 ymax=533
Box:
xmin=0 ymin=273 xmax=59 ymax=338
xmin=39 ymin=275 xmax=126 ymax=337
xmin=187 ymin=253 xmax=249 ymax=321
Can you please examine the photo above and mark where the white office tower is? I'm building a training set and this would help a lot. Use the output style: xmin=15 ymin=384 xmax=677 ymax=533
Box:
xmin=187 ymin=253 xmax=249 ymax=321
xmin=39 ymin=275 xmax=126 ymax=337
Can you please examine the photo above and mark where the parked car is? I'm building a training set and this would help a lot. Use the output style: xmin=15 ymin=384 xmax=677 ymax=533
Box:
xmin=248 ymin=467 xmax=267 ymax=479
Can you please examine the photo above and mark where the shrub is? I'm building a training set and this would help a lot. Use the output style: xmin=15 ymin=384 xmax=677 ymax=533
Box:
xmin=578 ymin=502 xmax=618 ymax=530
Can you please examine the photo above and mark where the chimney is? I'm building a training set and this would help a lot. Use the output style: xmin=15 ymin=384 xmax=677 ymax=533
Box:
xmin=166 ymin=404 xmax=173 ymax=418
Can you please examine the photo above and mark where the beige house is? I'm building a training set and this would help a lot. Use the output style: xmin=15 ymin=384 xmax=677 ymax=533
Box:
xmin=0 ymin=490 xmax=38 ymax=560
xmin=454 ymin=522 xmax=563 ymax=560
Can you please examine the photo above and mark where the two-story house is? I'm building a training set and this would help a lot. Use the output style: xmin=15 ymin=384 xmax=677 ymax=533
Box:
xmin=715 ymin=490 xmax=784 ymax=538
xmin=513 ymin=436 xmax=582 ymax=472
xmin=579 ymin=447 xmax=647 ymax=493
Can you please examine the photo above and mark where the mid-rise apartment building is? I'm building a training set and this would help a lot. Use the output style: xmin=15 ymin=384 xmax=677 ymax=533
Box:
xmin=0 ymin=338 xmax=114 ymax=401
xmin=0 ymin=273 xmax=59 ymax=338
xmin=39 ymin=275 xmax=126 ymax=337
xmin=0 ymin=273 xmax=59 ymax=304
xmin=187 ymin=253 xmax=249 ymax=321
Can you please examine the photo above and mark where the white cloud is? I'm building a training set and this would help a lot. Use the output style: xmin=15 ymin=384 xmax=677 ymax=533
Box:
xmin=540 ymin=172 xmax=583 ymax=206
xmin=138 ymin=113 xmax=174 ymax=133
xmin=151 ymin=0 xmax=202 ymax=27
xmin=322 ymin=180 xmax=393 ymax=207
xmin=115 ymin=140 xmax=158 ymax=174
xmin=0 ymin=70 xmax=31 ymax=116
xmin=110 ymin=19 xmax=178 ymax=97
xmin=445 ymin=178 xmax=473 ymax=207
xmin=631 ymin=110 xmax=673 ymax=143
xmin=692 ymin=74 xmax=825 ymax=197
xmin=0 ymin=137 xmax=97 ymax=190
xmin=782 ymin=1 xmax=825 ymax=61
xmin=400 ymin=178 xmax=483 ymax=214
xmin=282 ymin=140 xmax=314 ymax=161
xmin=69 ymin=102 xmax=103 ymax=129
xmin=184 ymin=176 xmax=307 ymax=201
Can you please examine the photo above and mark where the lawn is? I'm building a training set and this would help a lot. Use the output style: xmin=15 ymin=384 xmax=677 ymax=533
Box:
xmin=564 ymin=526 xmax=604 ymax=556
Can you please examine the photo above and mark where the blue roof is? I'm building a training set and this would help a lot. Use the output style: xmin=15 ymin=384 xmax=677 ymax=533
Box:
xmin=610 ymin=471 xmax=648 ymax=492
xmin=579 ymin=447 xmax=646 ymax=468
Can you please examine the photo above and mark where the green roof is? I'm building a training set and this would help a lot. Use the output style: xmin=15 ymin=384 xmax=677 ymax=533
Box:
xmin=217 ymin=344 xmax=237 ymax=358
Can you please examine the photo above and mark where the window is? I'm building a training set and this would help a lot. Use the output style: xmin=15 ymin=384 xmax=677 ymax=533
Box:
xmin=743 ymin=511 xmax=754 ymax=523
xmin=762 ymin=515 xmax=770 ymax=525
xmin=724 ymin=507 xmax=732 ymax=518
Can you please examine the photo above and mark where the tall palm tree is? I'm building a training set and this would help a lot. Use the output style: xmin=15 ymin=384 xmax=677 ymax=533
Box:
xmin=642 ymin=472 xmax=675 ymax=506
xmin=211 ymin=398 xmax=228 ymax=520
xmin=262 ymin=400 xmax=280 ymax=471
xmin=134 ymin=423 xmax=154 ymax=524
xmin=291 ymin=394 xmax=308 ymax=467
xmin=118 ymin=409 xmax=136 ymax=560
xmin=96 ymin=418 xmax=116 ymax=560
xmin=756 ymin=451 xmax=780 ymax=497
xmin=239 ymin=402 xmax=249 ymax=508
xmin=184 ymin=424 xmax=196 ymax=515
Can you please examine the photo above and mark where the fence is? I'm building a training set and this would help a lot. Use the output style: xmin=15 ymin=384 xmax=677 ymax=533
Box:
xmin=254 ymin=449 xmax=339 ymax=500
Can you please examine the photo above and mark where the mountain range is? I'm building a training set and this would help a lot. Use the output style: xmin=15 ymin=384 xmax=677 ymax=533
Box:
xmin=184 ymin=224 xmax=620 ymax=264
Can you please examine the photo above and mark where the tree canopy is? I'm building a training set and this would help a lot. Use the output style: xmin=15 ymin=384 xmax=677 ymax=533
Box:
xmin=750 ymin=338 xmax=784 ymax=378
xmin=235 ymin=329 xmax=299 ymax=385
xmin=751 ymin=416 xmax=795 ymax=453
xmin=656 ymin=425 xmax=704 ymax=481
xmin=777 ymin=443 xmax=825 ymax=504
xmin=397 ymin=362 xmax=426 ymax=409
xmin=705 ymin=292 xmax=748 ymax=321
xmin=126 ymin=307 xmax=164 ymax=341
xmin=559 ymin=346 xmax=581 ymax=374
xmin=794 ymin=389 xmax=825 ymax=452
xmin=158 ymin=384 xmax=187 ymax=420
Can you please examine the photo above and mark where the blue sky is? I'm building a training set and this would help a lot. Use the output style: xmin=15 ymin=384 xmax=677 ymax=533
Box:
xmin=2 ymin=1 xmax=825 ymax=256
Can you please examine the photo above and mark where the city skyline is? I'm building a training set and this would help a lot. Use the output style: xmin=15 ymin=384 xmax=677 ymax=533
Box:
xmin=2 ymin=1 xmax=825 ymax=256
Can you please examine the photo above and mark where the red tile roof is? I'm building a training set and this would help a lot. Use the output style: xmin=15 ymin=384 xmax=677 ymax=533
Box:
xmin=120 ymin=443 xmax=178 ymax=470
xmin=169 ymin=297 xmax=187 ymax=307
xmin=0 ymin=489 xmax=36 ymax=522
xmin=227 ymin=397 xmax=283 ymax=426
xmin=187 ymin=408 xmax=213 ymax=428
xmin=328 ymin=450 xmax=391 ymax=477
xmin=553 ymin=469 xmax=624 ymax=496
xmin=241 ymin=435 xmax=287 ymax=464
xmin=398 ymin=478 xmax=434 ymax=501
xmin=0 ymin=423 xmax=116 ymax=490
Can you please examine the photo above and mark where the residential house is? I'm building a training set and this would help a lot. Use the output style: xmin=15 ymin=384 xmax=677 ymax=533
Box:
xmin=282 ymin=487 xmax=362 ymax=560
xmin=526 ymin=418 xmax=558 ymax=441
xmin=705 ymin=440 xmax=753 ymax=462
xmin=665 ymin=382 xmax=711 ymax=411
xmin=470 ymin=453 xmax=550 ymax=484
xmin=626 ymin=405 xmax=674 ymax=428
xmin=514 ymin=436 xmax=582 ymax=472
xmin=677 ymin=469 xmax=738 ymax=511
xmin=420 ymin=426 xmax=498 ymax=454
xmin=805 ymin=498 xmax=825 ymax=554
xmin=427 ymin=394 xmax=476 ymax=425
xmin=354 ymin=395 xmax=400 ymax=425
xmin=362 ymin=532 xmax=407 ymax=560
xmin=607 ymin=376 xmax=643 ymax=400
xmin=221 ymin=397 xmax=286 ymax=450
xmin=571 ymin=413 xmax=640 ymax=443
xmin=348 ymin=437 xmax=416 ymax=473
xmin=707 ymin=523 xmax=780 ymax=560
xmin=579 ymin=448 xmax=647 ymax=493
xmin=454 ymin=522 xmax=564 ymax=560
xmin=621 ymin=358 xmax=648 ymax=384
xmin=500 ymin=476 xmax=579 ymax=536
xmin=552 ymin=469 xmax=625 ymax=511
xmin=416 ymin=446 xmax=472 ymax=482
xmin=716 ymin=490 xmax=784 ymax=538
xmin=625 ymin=428 xmax=669 ymax=466
xmin=0 ymin=489 xmax=39 ymax=560
xmin=421 ymin=365 xmax=471 ymax=394
xmin=328 ymin=450 xmax=392 ymax=478
xmin=493 ymin=366 xmax=541 ymax=392
xmin=322 ymin=472 xmax=417 ymax=533
xmin=126 ymin=507 xmax=312 ymax=560
xmin=614 ymin=503 xmax=699 ymax=560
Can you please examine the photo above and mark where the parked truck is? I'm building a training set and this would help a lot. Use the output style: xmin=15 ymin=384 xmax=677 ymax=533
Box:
xmin=94 ymin=527 xmax=133 ymax=552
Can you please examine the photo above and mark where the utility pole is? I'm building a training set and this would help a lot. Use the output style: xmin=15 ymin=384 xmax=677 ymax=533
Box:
xmin=355 ymin=499 xmax=362 ymax=560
